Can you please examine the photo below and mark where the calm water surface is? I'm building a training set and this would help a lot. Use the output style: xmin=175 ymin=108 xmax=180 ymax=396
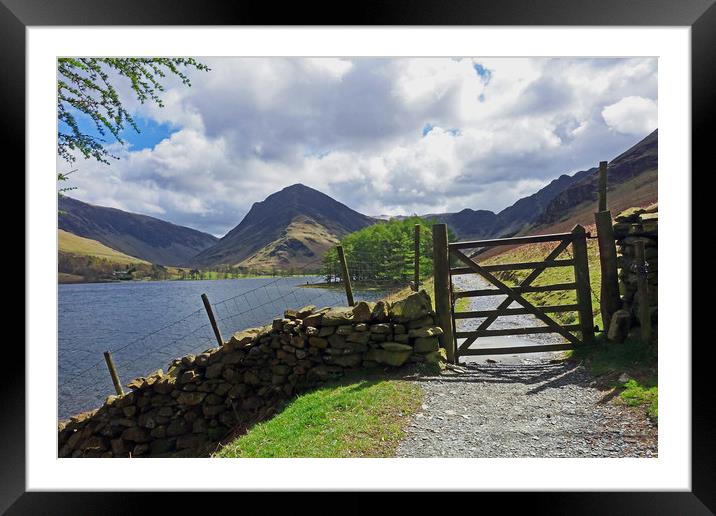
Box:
xmin=59 ymin=277 xmax=386 ymax=419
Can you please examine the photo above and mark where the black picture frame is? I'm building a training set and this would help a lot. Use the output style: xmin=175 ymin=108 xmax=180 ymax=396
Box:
xmin=5 ymin=0 xmax=709 ymax=512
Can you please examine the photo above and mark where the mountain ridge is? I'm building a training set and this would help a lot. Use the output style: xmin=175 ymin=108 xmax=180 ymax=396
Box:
xmin=191 ymin=183 xmax=376 ymax=269
xmin=58 ymin=196 xmax=218 ymax=267
xmin=428 ymin=129 xmax=657 ymax=240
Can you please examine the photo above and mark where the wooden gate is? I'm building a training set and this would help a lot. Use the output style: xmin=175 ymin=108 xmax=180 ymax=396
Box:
xmin=432 ymin=224 xmax=595 ymax=362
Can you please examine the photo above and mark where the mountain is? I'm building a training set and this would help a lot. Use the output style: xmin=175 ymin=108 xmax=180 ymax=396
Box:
xmin=58 ymin=196 xmax=218 ymax=266
xmin=426 ymin=209 xmax=499 ymax=241
xmin=192 ymin=184 xmax=376 ymax=270
xmin=428 ymin=129 xmax=658 ymax=240
xmin=538 ymin=129 xmax=657 ymax=225
xmin=493 ymin=168 xmax=595 ymax=236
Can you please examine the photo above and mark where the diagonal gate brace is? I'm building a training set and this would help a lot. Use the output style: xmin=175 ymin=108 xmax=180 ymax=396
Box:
xmin=453 ymin=239 xmax=572 ymax=352
xmin=451 ymin=248 xmax=581 ymax=350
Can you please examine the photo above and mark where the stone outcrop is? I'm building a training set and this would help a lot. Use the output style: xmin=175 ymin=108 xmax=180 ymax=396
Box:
xmin=613 ymin=203 xmax=658 ymax=341
xmin=58 ymin=291 xmax=444 ymax=458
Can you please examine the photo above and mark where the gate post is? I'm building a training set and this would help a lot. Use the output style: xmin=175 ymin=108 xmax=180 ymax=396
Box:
xmin=594 ymin=210 xmax=621 ymax=333
xmin=413 ymin=224 xmax=421 ymax=291
xmin=593 ymin=160 xmax=621 ymax=333
xmin=571 ymin=225 xmax=595 ymax=344
xmin=432 ymin=223 xmax=456 ymax=363
xmin=597 ymin=160 xmax=608 ymax=212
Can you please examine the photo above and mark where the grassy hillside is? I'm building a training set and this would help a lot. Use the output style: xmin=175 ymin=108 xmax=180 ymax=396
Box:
xmin=59 ymin=229 xmax=149 ymax=264
xmin=58 ymin=229 xmax=282 ymax=283
xmin=59 ymin=229 xmax=156 ymax=283
xmin=238 ymin=216 xmax=340 ymax=272
xmin=527 ymin=169 xmax=657 ymax=236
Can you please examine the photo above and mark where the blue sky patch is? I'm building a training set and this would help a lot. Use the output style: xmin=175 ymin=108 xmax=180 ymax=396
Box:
xmin=123 ymin=117 xmax=176 ymax=151
xmin=59 ymin=107 xmax=176 ymax=152
xmin=473 ymin=63 xmax=492 ymax=84
xmin=422 ymin=123 xmax=460 ymax=137
xmin=422 ymin=123 xmax=435 ymax=136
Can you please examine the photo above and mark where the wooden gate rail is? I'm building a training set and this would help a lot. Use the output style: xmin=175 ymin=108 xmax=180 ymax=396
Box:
xmin=457 ymin=343 xmax=575 ymax=356
xmin=452 ymin=282 xmax=577 ymax=298
xmin=449 ymin=231 xmax=579 ymax=249
xmin=439 ymin=224 xmax=595 ymax=361
xmin=456 ymin=325 xmax=582 ymax=338
xmin=450 ymin=259 xmax=574 ymax=275
xmin=453 ymin=304 xmax=580 ymax=318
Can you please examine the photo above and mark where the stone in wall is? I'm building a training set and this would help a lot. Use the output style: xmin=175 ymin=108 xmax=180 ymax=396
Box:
xmin=58 ymin=291 xmax=445 ymax=458
xmin=613 ymin=203 xmax=658 ymax=340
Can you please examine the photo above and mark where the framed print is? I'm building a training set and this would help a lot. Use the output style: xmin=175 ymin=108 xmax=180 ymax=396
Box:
xmin=6 ymin=0 xmax=711 ymax=512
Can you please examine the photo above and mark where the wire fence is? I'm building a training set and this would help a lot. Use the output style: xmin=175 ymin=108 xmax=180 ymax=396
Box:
xmin=58 ymin=249 xmax=417 ymax=419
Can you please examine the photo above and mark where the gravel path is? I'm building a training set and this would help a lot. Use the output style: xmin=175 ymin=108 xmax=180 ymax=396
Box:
xmin=395 ymin=275 xmax=658 ymax=458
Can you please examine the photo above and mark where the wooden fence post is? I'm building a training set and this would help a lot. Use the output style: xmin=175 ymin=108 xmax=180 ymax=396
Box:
xmin=432 ymin=223 xmax=456 ymax=363
xmin=414 ymin=224 xmax=421 ymax=291
xmin=571 ymin=225 xmax=595 ymax=344
xmin=594 ymin=211 xmax=621 ymax=333
xmin=634 ymin=240 xmax=653 ymax=345
xmin=336 ymin=245 xmax=355 ymax=307
xmin=598 ymin=161 xmax=608 ymax=212
xmin=201 ymin=293 xmax=224 ymax=346
xmin=103 ymin=351 xmax=124 ymax=396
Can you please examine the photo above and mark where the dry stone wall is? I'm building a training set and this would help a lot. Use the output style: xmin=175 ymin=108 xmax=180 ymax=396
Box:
xmin=58 ymin=290 xmax=444 ymax=458
xmin=612 ymin=203 xmax=658 ymax=341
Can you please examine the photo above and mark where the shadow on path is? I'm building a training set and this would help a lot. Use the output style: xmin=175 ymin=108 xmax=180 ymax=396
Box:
xmin=404 ymin=360 xmax=591 ymax=396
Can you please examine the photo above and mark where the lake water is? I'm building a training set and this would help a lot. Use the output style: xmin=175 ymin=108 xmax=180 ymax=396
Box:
xmin=58 ymin=276 xmax=388 ymax=419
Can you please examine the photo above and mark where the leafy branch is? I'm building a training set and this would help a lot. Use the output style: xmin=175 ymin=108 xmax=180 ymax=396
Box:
xmin=57 ymin=57 xmax=210 ymax=165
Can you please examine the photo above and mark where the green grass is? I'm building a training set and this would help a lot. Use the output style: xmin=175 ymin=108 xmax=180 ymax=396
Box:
xmin=383 ymin=277 xmax=435 ymax=308
xmin=58 ymin=229 xmax=148 ymax=264
xmin=214 ymin=376 xmax=423 ymax=458
xmin=569 ymin=335 xmax=658 ymax=421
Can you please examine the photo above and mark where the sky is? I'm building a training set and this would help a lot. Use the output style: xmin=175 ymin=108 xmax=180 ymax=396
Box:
xmin=58 ymin=57 xmax=658 ymax=237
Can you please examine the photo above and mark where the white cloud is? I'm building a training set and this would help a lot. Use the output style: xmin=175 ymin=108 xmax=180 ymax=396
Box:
xmin=62 ymin=57 xmax=658 ymax=236
xmin=601 ymin=96 xmax=658 ymax=135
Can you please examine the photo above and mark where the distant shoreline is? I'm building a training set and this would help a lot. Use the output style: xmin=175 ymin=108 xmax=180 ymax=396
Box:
xmin=57 ymin=273 xmax=322 ymax=285
xmin=299 ymin=281 xmax=405 ymax=292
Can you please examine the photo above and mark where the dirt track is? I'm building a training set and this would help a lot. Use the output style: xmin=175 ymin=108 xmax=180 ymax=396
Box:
xmin=395 ymin=275 xmax=658 ymax=458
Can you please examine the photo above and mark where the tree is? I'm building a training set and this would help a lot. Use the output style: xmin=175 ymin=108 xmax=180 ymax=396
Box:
xmin=57 ymin=58 xmax=210 ymax=186
xmin=322 ymin=216 xmax=455 ymax=285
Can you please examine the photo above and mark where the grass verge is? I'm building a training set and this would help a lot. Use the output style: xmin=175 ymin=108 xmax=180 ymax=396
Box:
xmin=569 ymin=335 xmax=658 ymax=421
xmin=214 ymin=374 xmax=423 ymax=458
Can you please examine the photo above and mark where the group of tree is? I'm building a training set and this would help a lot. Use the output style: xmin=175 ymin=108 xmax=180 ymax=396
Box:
xmin=321 ymin=216 xmax=455 ymax=286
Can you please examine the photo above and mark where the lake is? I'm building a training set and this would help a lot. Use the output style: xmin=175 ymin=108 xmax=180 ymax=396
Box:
xmin=58 ymin=276 xmax=388 ymax=419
